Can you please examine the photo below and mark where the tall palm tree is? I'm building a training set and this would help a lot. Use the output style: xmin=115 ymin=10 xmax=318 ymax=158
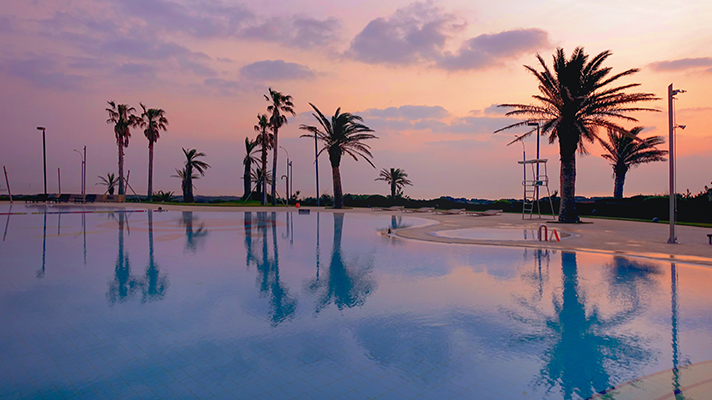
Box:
xmin=242 ymin=136 xmax=260 ymax=200
xmin=495 ymin=48 xmax=659 ymax=222
xmin=178 ymin=148 xmax=210 ymax=203
xmin=253 ymin=114 xmax=273 ymax=205
xmin=139 ymin=103 xmax=168 ymax=200
xmin=299 ymin=103 xmax=378 ymax=209
xmin=600 ymin=127 xmax=667 ymax=198
xmin=264 ymin=88 xmax=295 ymax=205
xmin=250 ymin=166 xmax=273 ymax=198
xmin=375 ymin=168 xmax=413 ymax=200
xmin=106 ymin=101 xmax=139 ymax=196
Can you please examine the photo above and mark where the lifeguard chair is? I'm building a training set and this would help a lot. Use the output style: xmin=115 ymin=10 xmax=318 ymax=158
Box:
xmin=518 ymin=158 xmax=556 ymax=220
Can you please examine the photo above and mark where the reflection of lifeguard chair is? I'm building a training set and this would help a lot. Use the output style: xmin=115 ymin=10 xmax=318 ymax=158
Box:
xmin=518 ymin=158 xmax=556 ymax=220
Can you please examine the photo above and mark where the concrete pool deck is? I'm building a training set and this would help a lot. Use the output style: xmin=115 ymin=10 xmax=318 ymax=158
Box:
xmin=9 ymin=202 xmax=712 ymax=267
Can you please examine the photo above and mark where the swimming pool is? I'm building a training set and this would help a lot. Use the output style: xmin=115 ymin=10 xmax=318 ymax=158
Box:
xmin=1 ymin=204 xmax=711 ymax=399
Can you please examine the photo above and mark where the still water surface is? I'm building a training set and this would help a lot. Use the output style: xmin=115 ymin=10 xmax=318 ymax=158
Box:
xmin=0 ymin=205 xmax=711 ymax=399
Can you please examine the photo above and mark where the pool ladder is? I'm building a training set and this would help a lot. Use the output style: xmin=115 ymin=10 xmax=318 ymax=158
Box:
xmin=538 ymin=225 xmax=560 ymax=242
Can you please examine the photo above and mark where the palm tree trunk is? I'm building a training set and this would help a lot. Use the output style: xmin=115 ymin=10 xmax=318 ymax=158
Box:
xmin=185 ymin=166 xmax=193 ymax=203
xmin=613 ymin=169 xmax=626 ymax=199
xmin=332 ymin=165 xmax=343 ymax=209
xmin=262 ymin=139 xmax=268 ymax=205
xmin=118 ymin=142 xmax=125 ymax=195
xmin=243 ymin=160 xmax=251 ymax=200
xmin=271 ymin=126 xmax=278 ymax=206
xmin=147 ymin=142 xmax=154 ymax=200
xmin=391 ymin=182 xmax=396 ymax=200
xmin=559 ymin=153 xmax=579 ymax=223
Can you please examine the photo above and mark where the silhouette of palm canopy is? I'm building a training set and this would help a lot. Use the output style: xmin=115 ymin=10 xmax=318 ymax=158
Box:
xmin=254 ymin=113 xmax=273 ymax=205
xmin=139 ymin=103 xmax=168 ymax=198
xmin=106 ymin=101 xmax=140 ymax=195
xmin=600 ymin=126 xmax=667 ymax=198
xmin=265 ymin=88 xmax=295 ymax=205
xmin=495 ymin=47 xmax=659 ymax=222
xmin=375 ymin=167 xmax=413 ymax=200
xmin=300 ymin=103 xmax=378 ymax=209
xmin=242 ymin=136 xmax=260 ymax=199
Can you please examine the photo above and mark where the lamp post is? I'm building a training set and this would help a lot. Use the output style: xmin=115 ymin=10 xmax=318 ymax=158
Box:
xmin=667 ymin=84 xmax=686 ymax=244
xmin=73 ymin=147 xmax=86 ymax=199
xmin=36 ymin=127 xmax=47 ymax=196
xmin=279 ymin=146 xmax=290 ymax=203
xmin=313 ymin=132 xmax=320 ymax=206
xmin=527 ymin=122 xmax=541 ymax=214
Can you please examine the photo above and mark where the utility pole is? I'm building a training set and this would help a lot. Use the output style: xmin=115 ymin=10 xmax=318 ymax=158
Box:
xmin=37 ymin=127 xmax=47 ymax=195
xmin=668 ymin=84 xmax=685 ymax=244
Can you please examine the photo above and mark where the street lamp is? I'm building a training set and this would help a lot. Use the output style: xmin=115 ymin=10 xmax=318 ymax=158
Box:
xmin=279 ymin=146 xmax=290 ymax=203
xmin=527 ymin=122 xmax=541 ymax=214
xmin=667 ymin=85 xmax=686 ymax=244
xmin=73 ymin=146 xmax=86 ymax=200
xmin=36 ymin=127 xmax=47 ymax=196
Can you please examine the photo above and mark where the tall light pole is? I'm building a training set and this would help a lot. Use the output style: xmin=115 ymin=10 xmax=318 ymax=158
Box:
xmin=668 ymin=84 xmax=685 ymax=244
xmin=73 ymin=147 xmax=86 ymax=199
xmin=313 ymin=132 xmax=320 ymax=206
xmin=528 ymin=122 xmax=541 ymax=214
xmin=279 ymin=146 xmax=290 ymax=203
xmin=36 ymin=127 xmax=47 ymax=196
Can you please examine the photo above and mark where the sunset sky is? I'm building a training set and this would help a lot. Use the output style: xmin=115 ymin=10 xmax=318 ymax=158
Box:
xmin=1 ymin=0 xmax=711 ymax=200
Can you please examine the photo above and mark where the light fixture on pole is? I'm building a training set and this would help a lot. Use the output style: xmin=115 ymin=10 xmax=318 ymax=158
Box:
xmin=73 ymin=147 xmax=86 ymax=199
xmin=279 ymin=146 xmax=290 ymax=203
xmin=667 ymin=84 xmax=686 ymax=244
xmin=36 ymin=127 xmax=47 ymax=196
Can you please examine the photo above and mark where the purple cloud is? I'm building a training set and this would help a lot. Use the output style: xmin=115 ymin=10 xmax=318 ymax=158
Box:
xmin=437 ymin=29 xmax=549 ymax=71
xmin=4 ymin=57 xmax=84 ymax=91
xmin=362 ymin=105 xmax=449 ymax=120
xmin=241 ymin=16 xmax=341 ymax=49
xmin=240 ymin=60 xmax=316 ymax=81
xmin=648 ymin=57 xmax=712 ymax=72
xmin=347 ymin=1 xmax=461 ymax=65
xmin=115 ymin=63 xmax=157 ymax=77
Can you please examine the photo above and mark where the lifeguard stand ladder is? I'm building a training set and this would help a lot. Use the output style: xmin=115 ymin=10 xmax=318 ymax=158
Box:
xmin=517 ymin=159 xmax=556 ymax=220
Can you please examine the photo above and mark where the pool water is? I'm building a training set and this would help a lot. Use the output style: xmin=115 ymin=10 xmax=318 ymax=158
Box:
xmin=1 ymin=205 xmax=711 ymax=399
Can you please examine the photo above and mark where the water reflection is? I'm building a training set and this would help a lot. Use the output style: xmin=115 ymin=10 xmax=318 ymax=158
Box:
xmin=142 ymin=210 xmax=168 ymax=302
xmin=245 ymin=212 xmax=297 ymax=325
xmin=2 ymin=204 xmax=11 ymax=242
xmin=508 ymin=252 xmax=657 ymax=399
xmin=306 ymin=213 xmax=376 ymax=312
xmin=107 ymin=212 xmax=140 ymax=304
xmin=181 ymin=211 xmax=208 ymax=252
xmin=37 ymin=210 xmax=47 ymax=278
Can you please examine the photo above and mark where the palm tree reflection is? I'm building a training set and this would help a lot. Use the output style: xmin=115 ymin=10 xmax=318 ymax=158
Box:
xmin=307 ymin=213 xmax=376 ymax=312
xmin=509 ymin=252 xmax=656 ymax=399
xmin=247 ymin=212 xmax=297 ymax=326
xmin=107 ymin=212 xmax=140 ymax=304
xmin=141 ymin=210 xmax=168 ymax=302
xmin=181 ymin=211 xmax=207 ymax=252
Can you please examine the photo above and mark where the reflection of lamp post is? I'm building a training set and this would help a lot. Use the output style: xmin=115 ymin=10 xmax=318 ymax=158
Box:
xmin=667 ymin=85 xmax=686 ymax=244
xmin=528 ymin=122 xmax=541 ymax=214
xmin=36 ymin=127 xmax=47 ymax=195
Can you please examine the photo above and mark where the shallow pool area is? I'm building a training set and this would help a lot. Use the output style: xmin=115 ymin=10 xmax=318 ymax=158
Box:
xmin=1 ymin=204 xmax=711 ymax=399
xmin=431 ymin=227 xmax=572 ymax=241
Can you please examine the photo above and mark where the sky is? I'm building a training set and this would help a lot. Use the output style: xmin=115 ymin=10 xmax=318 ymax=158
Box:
xmin=0 ymin=0 xmax=711 ymax=200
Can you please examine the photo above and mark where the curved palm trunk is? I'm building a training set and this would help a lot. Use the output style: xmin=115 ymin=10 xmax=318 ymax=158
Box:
xmin=271 ymin=127 xmax=278 ymax=206
xmin=147 ymin=142 xmax=154 ymax=200
xmin=558 ymin=148 xmax=579 ymax=223
xmin=613 ymin=166 xmax=627 ymax=199
xmin=391 ymin=181 xmax=396 ymax=200
xmin=243 ymin=159 xmax=251 ymax=200
xmin=261 ymin=141 xmax=268 ymax=205
xmin=118 ymin=143 xmax=125 ymax=195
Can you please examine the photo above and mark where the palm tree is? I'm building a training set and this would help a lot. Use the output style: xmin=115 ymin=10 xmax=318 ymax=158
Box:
xmin=139 ymin=103 xmax=168 ymax=200
xmin=600 ymin=127 xmax=667 ymax=198
xmin=97 ymin=173 xmax=118 ymax=195
xmin=375 ymin=168 xmax=413 ymax=200
xmin=106 ymin=101 xmax=139 ymax=196
xmin=250 ymin=166 xmax=273 ymax=199
xmin=242 ymin=136 xmax=260 ymax=200
xmin=495 ymin=48 xmax=659 ymax=222
xmin=299 ymin=103 xmax=378 ymax=209
xmin=264 ymin=88 xmax=295 ymax=205
xmin=177 ymin=148 xmax=210 ymax=202
xmin=253 ymin=114 xmax=273 ymax=205
xmin=172 ymin=168 xmax=199 ymax=202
